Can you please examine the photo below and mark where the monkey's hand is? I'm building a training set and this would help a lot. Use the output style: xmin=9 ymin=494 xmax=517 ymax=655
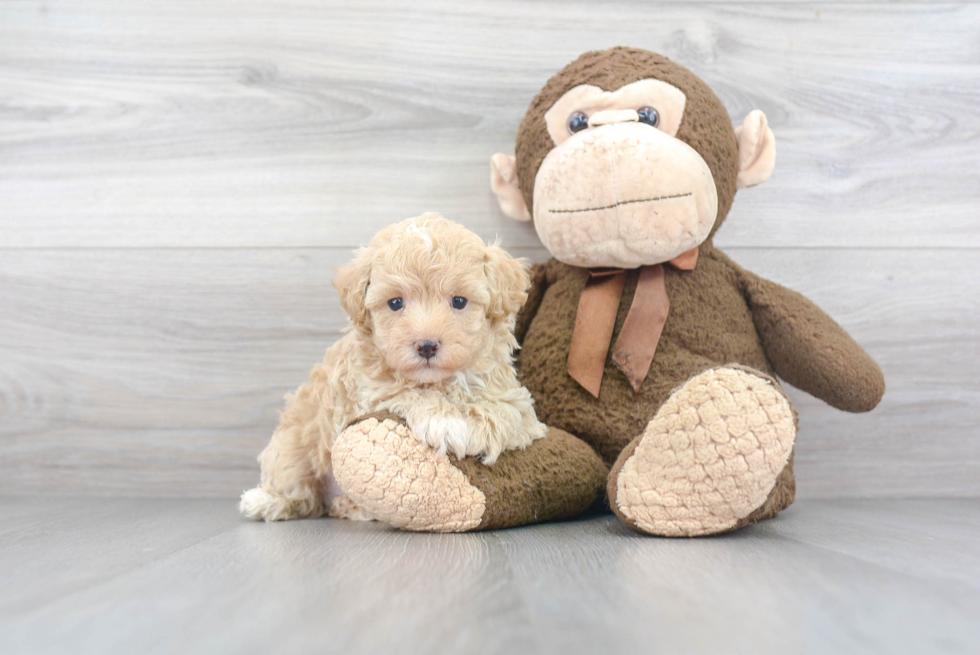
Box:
xmin=740 ymin=269 xmax=885 ymax=413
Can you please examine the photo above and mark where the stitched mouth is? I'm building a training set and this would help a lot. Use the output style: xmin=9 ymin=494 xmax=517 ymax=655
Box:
xmin=550 ymin=192 xmax=692 ymax=214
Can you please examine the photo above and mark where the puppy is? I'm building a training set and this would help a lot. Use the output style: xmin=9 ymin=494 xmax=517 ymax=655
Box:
xmin=240 ymin=213 xmax=547 ymax=521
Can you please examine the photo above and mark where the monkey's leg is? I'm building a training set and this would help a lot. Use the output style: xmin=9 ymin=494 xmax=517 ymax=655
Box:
xmin=609 ymin=365 xmax=797 ymax=537
xmin=331 ymin=413 xmax=607 ymax=532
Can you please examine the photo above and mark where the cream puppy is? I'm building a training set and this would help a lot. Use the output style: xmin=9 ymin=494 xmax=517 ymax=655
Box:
xmin=240 ymin=213 xmax=547 ymax=521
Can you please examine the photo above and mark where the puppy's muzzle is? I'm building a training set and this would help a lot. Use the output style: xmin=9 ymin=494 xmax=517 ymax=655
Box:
xmin=416 ymin=340 xmax=439 ymax=360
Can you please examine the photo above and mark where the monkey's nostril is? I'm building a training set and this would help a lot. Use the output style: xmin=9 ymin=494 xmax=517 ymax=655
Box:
xmin=416 ymin=340 xmax=439 ymax=360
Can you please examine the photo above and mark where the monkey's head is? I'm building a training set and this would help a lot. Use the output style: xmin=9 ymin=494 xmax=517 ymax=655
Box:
xmin=491 ymin=47 xmax=776 ymax=269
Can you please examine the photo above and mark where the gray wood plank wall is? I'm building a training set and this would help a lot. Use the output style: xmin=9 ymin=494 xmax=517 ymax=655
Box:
xmin=1 ymin=1 xmax=977 ymax=499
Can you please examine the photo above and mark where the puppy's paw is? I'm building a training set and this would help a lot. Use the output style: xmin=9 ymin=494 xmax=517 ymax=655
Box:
xmin=412 ymin=415 xmax=470 ymax=459
xmin=239 ymin=487 xmax=303 ymax=522
xmin=238 ymin=487 xmax=293 ymax=521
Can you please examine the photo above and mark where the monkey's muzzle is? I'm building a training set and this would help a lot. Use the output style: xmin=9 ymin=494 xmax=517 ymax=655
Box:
xmin=531 ymin=123 xmax=718 ymax=269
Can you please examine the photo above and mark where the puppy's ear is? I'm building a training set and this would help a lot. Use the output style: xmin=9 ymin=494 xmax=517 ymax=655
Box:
xmin=334 ymin=247 xmax=373 ymax=326
xmin=484 ymin=242 xmax=530 ymax=323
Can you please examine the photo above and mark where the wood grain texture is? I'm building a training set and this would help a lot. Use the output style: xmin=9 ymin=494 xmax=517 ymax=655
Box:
xmin=1 ymin=498 xmax=978 ymax=655
xmin=1 ymin=247 xmax=976 ymax=498
xmin=0 ymin=1 xmax=977 ymax=249
xmin=0 ymin=1 xmax=977 ymax=499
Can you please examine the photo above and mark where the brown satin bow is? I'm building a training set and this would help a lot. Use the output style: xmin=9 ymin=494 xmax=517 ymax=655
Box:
xmin=567 ymin=247 xmax=699 ymax=397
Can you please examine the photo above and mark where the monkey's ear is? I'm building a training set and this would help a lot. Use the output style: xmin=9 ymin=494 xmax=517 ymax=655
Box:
xmin=735 ymin=110 xmax=777 ymax=189
xmin=333 ymin=247 xmax=373 ymax=326
xmin=490 ymin=154 xmax=532 ymax=222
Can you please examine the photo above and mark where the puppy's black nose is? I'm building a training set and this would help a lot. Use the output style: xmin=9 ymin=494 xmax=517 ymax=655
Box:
xmin=416 ymin=340 xmax=439 ymax=360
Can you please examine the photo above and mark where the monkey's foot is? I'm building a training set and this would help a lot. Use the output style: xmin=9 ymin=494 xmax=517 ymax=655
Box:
xmin=332 ymin=414 xmax=606 ymax=532
xmin=609 ymin=366 xmax=796 ymax=537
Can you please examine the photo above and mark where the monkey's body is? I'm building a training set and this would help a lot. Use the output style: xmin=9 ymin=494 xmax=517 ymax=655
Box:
xmin=515 ymin=248 xmax=798 ymax=533
xmin=518 ymin=249 xmax=775 ymax=464
xmin=506 ymin=240 xmax=884 ymax=535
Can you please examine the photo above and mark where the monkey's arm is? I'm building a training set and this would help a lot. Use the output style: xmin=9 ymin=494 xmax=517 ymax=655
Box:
xmin=739 ymin=268 xmax=885 ymax=413
xmin=514 ymin=262 xmax=549 ymax=346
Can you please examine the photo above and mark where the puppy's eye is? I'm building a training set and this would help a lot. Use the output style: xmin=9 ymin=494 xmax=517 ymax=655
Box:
xmin=451 ymin=296 xmax=468 ymax=310
xmin=567 ymin=111 xmax=589 ymax=134
xmin=387 ymin=298 xmax=404 ymax=311
xmin=637 ymin=106 xmax=660 ymax=128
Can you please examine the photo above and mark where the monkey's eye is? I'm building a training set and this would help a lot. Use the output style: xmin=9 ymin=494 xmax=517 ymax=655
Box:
xmin=567 ymin=111 xmax=589 ymax=134
xmin=387 ymin=298 xmax=404 ymax=311
xmin=451 ymin=296 xmax=468 ymax=310
xmin=637 ymin=106 xmax=660 ymax=128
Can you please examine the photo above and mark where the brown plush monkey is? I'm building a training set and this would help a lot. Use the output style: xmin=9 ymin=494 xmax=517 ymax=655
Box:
xmin=489 ymin=47 xmax=885 ymax=536
xmin=333 ymin=47 xmax=883 ymax=536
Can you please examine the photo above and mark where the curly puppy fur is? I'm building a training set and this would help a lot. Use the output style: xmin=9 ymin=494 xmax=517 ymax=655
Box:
xmin=240 ymin=213 xmax=548 ymax=522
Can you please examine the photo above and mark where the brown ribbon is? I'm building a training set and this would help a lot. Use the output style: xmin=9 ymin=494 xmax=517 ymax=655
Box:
xmin=567 ymin=247 xmax=699 ymax=397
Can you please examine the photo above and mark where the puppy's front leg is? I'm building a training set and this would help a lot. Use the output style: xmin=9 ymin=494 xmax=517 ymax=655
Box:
xmin=457 ymin=387 xmax=548 ymax=465
xmin=384 ymin=390 xmax=470 ymax=460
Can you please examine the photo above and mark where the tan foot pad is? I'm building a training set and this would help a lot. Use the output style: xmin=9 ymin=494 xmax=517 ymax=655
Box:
xmin=613 ymin=367 xmax=796 ymax=537
xmin=332 ymin=417 xmax=486 ymax=532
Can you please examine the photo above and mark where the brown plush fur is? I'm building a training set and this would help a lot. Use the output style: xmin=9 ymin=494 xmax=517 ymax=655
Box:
xmin=452 ymin=426 xmax=608 ymax=530
xmin=509 ymin=48 xmax=885 ymax=533
xmin=516 ymin=245 xmax=883 ymax=465
xmin=518 ymin=249 xmax=765 ymax=462
xmin=516 ymin=47 xmax=739 ymax=237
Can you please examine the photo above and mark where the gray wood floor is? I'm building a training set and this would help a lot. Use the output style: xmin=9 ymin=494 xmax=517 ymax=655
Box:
xmin=1 ymin=498 xmax=978 ymax=655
